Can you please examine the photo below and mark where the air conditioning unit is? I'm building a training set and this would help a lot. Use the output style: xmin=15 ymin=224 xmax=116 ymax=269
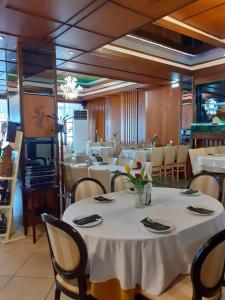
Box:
xmin=73 ymin=110 xmax=88 ymax=155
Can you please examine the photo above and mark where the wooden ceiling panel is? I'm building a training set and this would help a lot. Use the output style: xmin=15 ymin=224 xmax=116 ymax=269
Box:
xmin=112 ymin=0 xmax=197 ymax=19
xmin=0 ymin=7 xmax=60 ymax=40
xmin=71 ymin=50 xmax=191 ymax=80
xmin=170 ymin=0 xmax=225 ymax=20
xmin=179 ymin=4 xmax=225 ymax=38
xmin=55 ymin=46 xmax=84 ymax=60
xmin=55 ymin=27 xmax=111 ymax=51
xmin=7 ymin=0 xmax=94 ymax=23
xmin=58 ymin=60 xmax=171 ymax=85
xmin=77 ymin=2 xmax=149 ymax=38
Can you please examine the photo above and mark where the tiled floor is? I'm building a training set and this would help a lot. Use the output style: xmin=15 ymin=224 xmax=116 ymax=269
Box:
xmin=0 ymin=230 xmax=71 ymax=300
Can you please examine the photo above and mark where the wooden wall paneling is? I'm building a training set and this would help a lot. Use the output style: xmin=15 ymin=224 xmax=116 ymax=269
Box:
xmin=121 ymin=90 xmax=138 ymax=143
xmin=105 ymin=94 xmax=122 ymax=141
xmin=145 ymin=85 xmax=181 ymax=145
xmin=137 ymin=89 xmax=146 ymax=142
xmin=87 ymin=98 xmax=105 ymax=141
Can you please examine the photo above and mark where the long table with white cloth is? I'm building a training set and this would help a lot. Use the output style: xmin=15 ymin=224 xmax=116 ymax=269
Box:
xmin=194 ymin=154 xmax=225 ymax=174
xmin=63 ymin=187 xmax=225 ymax=300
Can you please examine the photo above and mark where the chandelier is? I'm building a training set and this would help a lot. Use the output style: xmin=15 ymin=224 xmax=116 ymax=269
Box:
xmin=60 ymin=76 xmax=83 ymax=99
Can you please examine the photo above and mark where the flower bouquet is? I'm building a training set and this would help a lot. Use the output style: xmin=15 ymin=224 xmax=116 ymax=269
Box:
xmin=124 ymin=161 xmax=152 ymax=208
xmin=151 ymin=133 xmax=158 ymax=146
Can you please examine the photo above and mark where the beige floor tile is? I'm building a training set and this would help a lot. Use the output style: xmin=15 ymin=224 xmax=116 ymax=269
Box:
xmin=16 ymin=253 xmax=54 ymax=278
xmin=0 ymin=276 xmax=53 ymax=300
xmin=0 ymin=276 xmax=12 ymax=291
xmin=46 ymin=285 xmax=72 ymax=300
xmin=35 ymin=238 xmax=50 ymax=254
xmin=0 ymin=238 xmax=38 ymax=255
xmin=0 ymin=253 xmax=30 ymax=276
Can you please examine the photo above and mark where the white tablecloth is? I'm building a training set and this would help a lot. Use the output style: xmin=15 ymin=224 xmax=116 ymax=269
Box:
xmin=194 ymin=154 xmax=225 ymax=174
xmin=120 ymin=148 xmax=152 ymax=162
xmin=63 ymin=187 xmax=225 ymax=295
xmin=89 ymin=146 xmax=115 ymax=157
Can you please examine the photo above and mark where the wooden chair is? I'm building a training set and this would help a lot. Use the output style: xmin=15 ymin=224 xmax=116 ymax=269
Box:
xmin=141 ymin=228 xmax=225 ymax=300
xmin=89 ymin=168 xmax=111 ymax=193
xmin=71 ymin=178 xmax=106 ymax=203
xmin=111 ymin=173 xmax=133 ymax=192
xmin=162 ymin=146 xmax=176 ymax=181
xmin=42 ymin=213 xmax=96 ymax=300
xmin=188 ymin=148 xmax=206 ymax=173
xmin=187 ymin=172 xmax=222 ymax=201
xmin=174 ymin=145 xmax=188 ymax=181
xmin=151 ymin=147 xmax=165 ymax=177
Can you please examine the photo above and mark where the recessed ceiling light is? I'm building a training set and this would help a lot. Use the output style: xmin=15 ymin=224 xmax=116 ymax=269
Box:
xmin=69 ymin=51 xmax=75 ymax=55
xmin=0 ymin=36 xmax=4 ymax=40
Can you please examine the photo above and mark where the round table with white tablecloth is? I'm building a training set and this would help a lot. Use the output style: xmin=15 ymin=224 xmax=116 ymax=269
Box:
xmin=89 ymin=146 xmax=116 ymax=157
xmin=63 ymin=187 xmax=225 ymax=300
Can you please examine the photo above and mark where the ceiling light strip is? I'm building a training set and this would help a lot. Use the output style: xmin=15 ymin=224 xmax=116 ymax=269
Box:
xmin=103 ymin=45 xmax=225 ymax=71
xmin=162 ymin=16 xmax=225 ymax=44
xmin=126 ymin=34 xmax=195 ymax=57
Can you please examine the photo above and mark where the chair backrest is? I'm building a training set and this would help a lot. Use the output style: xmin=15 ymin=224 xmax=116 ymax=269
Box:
xmin=111 ymin=173 xmax=133 ymax=192
xmin=115 ymin=143 xmax=122 ymax=158
xmin=103 ymin=157 xmax=118 ymax=164
xmin=89 ymin=168 xmax=111 ymax=193
xmin=71 ymin=177 xmax=106 ymax=203
xmin=117 ymin=158 xmax=134 ymax=167
xmin=187 ymin=172 xmax=222 ymax=201
xmin=164 ymin=146 xmax=177 ymax=165
xmin=176 ymin=145 xmax=188 ymax=164
xmin=41 ymin=213 xmax=88 ymax=281
xmin=144 ymin=162 xmax=152 ymax=178
xmin=70 ymin=166 xmax=89 ymax=183
xmin=151 ymin=147 xmax=165 ymax=167
xmin=76 ymin=155 xmax=89 ymax=163
xmin=188 ymin=148 xmax=206 ymax=171
xmin=191 ymin=229 xmax=225 ymax=299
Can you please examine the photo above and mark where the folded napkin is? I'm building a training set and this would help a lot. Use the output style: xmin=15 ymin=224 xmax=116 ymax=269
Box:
xmin=73 ymin=214 xmax=102 ymax=225
xmin=94 ymin=196 xmax=114 ymax=203
xmin=186 ymin=206 xmax=214 ymax=215
xmin=98 ymin=162 xmax=109 ymax=165
xmin=140 ymin=217 xmax=171 ymax=231
xmin=182 ymin=189 xmax=199 ymax=195
xmin=132 ymin=167 xmax=140 ymax=170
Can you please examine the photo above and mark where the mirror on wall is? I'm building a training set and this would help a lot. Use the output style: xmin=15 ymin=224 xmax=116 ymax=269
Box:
xmin=180 ymin=75 xmax=193 ymax=144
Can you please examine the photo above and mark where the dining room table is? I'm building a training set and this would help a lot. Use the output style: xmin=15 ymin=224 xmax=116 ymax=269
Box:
xmin=63 ymin=187 xmax=225 ymax=300
xmin=193 ymin=153 xmax=225 ymax=174
xmin=89 ymin=145 xmax=116 ymax=157
xmin=120 ymin=148 xmax=152 ymax=162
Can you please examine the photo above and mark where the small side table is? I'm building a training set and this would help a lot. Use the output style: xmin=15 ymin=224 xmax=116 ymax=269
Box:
xmin=21 ymin=186 xmax=59 ymax=243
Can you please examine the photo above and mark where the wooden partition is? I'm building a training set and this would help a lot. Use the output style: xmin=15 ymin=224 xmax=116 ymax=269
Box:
xmin=87 ymin=85 xmax=182 ymax=145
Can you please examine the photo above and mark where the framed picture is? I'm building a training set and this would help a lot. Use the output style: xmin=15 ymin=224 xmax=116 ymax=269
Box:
xmin=22 ymin=94 xmax=55 ymax=137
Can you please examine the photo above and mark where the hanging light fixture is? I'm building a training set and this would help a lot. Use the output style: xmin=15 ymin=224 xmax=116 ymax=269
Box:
xmin=60 ymin=76 xmax=83 ymax=99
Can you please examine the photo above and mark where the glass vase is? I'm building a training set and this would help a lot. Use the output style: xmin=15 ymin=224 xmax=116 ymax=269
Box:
xmin=144 ymin=182 xmax=152 ymax=206
xmin=135 ymin=186 xmax=145 ymax=208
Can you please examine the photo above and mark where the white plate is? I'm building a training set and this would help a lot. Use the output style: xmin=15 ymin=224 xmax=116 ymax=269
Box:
xmin=73 ymin=215 xmax=103 ymax=228
xmin=142 ymin=218 xmax=175 ymax=234
xmin=181 ymin=189 xmax=201 ymax=196
xmin=185 ymin=205 xmax=215 ymax=216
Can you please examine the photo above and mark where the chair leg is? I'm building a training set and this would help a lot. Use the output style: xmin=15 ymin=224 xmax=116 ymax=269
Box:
xmin=184 ymin=166 xmax=187 ymax=180
xmin=54 ymin=286 xmax=61 ymax=300
xmin=176 ymin=167 xmax=179 ymax=181
xmin=172 ymin=167 xmax=174 ymax=182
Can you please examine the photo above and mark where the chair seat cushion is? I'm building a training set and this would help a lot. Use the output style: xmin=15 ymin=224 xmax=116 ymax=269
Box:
xmin=142 ymin=275 xmax=220 ymax=300
xmin=56 ymin=274 xmax=91 ymax=295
